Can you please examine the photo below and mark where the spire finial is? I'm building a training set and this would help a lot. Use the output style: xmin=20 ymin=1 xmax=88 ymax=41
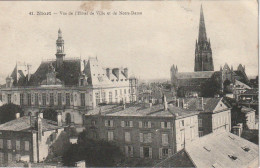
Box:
xmin=198 ymin=4 xmax=207 ymax=42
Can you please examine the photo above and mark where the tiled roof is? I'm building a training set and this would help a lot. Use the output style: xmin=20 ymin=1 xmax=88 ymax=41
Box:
xmin=156 ymin=131 xmax=259 ymax=168
xmin=181 ymin=98 xmax=227 ymax=113
xmin=241 ymin=106 xmax=255 ymax=113
xmin=241 ymin=89 xmax=258 ymax=95
xmin=85 ymin=103 xmax=198 ymax=119
xmin=0 ymin=116 xmax=62 ymax=132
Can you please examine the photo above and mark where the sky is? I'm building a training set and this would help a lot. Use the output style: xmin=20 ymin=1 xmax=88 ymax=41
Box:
xmin=0 ymin=1 xmax=258 ymax=83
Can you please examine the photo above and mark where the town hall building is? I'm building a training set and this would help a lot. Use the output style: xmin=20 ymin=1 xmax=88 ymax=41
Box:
xmin=0 ymin=29 xmax=138 ymax=125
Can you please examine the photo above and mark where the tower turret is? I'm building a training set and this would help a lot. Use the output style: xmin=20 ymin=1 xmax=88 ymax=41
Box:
xmin=56 ymin=28 xmax=65 ymax=68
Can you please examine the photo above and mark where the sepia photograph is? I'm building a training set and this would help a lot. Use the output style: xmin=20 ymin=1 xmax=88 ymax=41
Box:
xmin=0 ymin=1 xmax=258 ymax=167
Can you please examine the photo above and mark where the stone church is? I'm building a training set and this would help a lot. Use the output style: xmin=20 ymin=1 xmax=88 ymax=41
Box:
xmin=171 ymin=6 xmax=250 ymax=98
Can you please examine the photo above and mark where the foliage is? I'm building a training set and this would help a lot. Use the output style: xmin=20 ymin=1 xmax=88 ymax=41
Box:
xmin=42 ymin=108 xmax=58 ymax=122
xmin=62 ymin=131 xmax=124 ymax=167
xmin=0 ymin=103 xmax=24 ymax=124
xmin=201 ymin=77 xmax=222 ymax=97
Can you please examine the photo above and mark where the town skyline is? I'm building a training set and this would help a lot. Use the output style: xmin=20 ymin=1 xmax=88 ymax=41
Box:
xmin=0 ymin=1 xmax=258 ymax=83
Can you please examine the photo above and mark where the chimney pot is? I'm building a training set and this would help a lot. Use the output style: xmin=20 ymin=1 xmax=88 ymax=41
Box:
xmin=15 ymin=113 xmax=20 ymax=119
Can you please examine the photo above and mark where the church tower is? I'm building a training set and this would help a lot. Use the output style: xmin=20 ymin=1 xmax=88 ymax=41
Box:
xmin=56 ymin=28 xmax=65 ymax=68
xmin=194 ymin=5 xmax=214 ymax=71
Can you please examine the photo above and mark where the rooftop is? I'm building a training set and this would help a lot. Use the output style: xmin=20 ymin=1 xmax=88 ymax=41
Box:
xmin=179 ymin=97 xmax=229 ymax=113
xmin=156 ymin=131 xmax=259 ymax=168
xmin=0 ymin=116 xmax=63 ymax=132
xmin=85 ymin=103 xmax=198 ymax=119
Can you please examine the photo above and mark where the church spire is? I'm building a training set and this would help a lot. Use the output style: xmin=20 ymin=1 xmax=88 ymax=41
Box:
xmin=198 ymin=5 xmax=207 ymax=42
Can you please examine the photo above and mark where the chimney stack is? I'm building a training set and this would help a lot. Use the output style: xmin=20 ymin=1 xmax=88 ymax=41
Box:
xmin=15 ymin=113 xmax=20 ymax=119
xmin=177 ymin=99 xmax=180 ymax=107
xmin=57 ymin=112 xmax=62 ymax=126
xmin=163 ymin=94 xmax=168 ymax=111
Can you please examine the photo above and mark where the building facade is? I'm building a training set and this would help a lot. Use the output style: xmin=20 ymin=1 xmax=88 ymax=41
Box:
xmin=0 ymin=113 xmax=64 ymax=166
xmin=0 ymin=29 xmax=138 ymax=125
xmin=175 ymin=97 xmax=231 ymax=137
xmin=84 ymin=98 xmax=199 ymax=160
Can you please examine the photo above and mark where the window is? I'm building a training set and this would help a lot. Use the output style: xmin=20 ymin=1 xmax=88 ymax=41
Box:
xmin=162 ymin=148 xmax=168 ymax=156
xmin=180 ymin=120 xmax=184 ymax=127
xmin=15 ymin=154 xmax=21 ymax=161
xmin=7 ymin=94 xmax=11 ymax=104
xmin=161 ymin=122 xmax=171 ymax=129
xmin=42 ymin=93 xmax=46 ymax=106
xmin=198 ymin=119 xmax=203 ymax=127
xmin=95 ymin=93 xmax=100 ymax=105
xmin=102 ymin=92 xmax=106 ymax=103
xmin=20 ymin=93 xmax=24 ymax=105
xmin=120 ymin=89 xmax=122 ymax=95
xmin=66 ymin=93 xmax=70 ymax=106
xmin=25 ymin=141 xmax=29 ymax=151
xmin=180 ymin=130 xmax=185 ymax=146
xmin=122 ymin=121 xmax=133 ymax=127
xmin=80 ymin=93 xmax=85 ymax=106
xmin=35 ymin=93 xmax=39 ymax=106
xmin=49 ymin=93 xmax=54 ymax=106
xmin=0 ymin=152 xmax=3 ymax=164
xmin=16 ymin=140 xmax=20 ymax=150
xmin=7 ymin=140 xmax=11 ymax=149
xmin=242 ymin=146 xmax=250 ymax=152
xmin=105 ymin=120 xmax=113 ymax=127
xmin=191 ymin=127 xmax=195 ymax=139
xmin=0 ymin=139 xmax=3 ymax=149
xmin=124 ymin=89 xmax=126 ymax=94
xmin=56 ymin=93 xmax=61 ymax=106
xmin=109 ymin=92 xmax=112 ymax=103
xmin=140 ymin=133 xmax=152 ymax=143
xmin=199 ymin=131 xmax=204 ymax=137
xmin=115 ymin=90 xmax=118 ymax=96
xmin=125 ymin=132 xmax=131 ymax=142
xmin=228 ymin=154 xmax=237 ymax=160
xmin=143 ymin=121 xmax=151 ymax=128
xmin=108 ymin=131 xmax=114 ymax=141
xmin=162 ymin=134 xmax=169 ymax=145
xmin=8 ymin=153 xmax=12 ymax=162
xmin=27 ymin=93 xmax=32 ymax=106
xmin=125 ymin=146 xmax=133 ymax=157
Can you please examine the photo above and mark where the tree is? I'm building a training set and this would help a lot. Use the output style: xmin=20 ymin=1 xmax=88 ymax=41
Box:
xmin=62 ymin=131 xmax=124 ymax=167
xmin=42 ymin=108 xmax=58 ymax=122
xmin=201 ymin=77 xmax=222 ymax=97
xmin=0 ymin=103 xmax=24 ymax=124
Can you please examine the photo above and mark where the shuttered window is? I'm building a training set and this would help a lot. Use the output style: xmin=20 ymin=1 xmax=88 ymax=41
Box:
xmin=7 ymin=140 xmax=11 ymax=149
xmin=0 ymin=139 xmax=3 ymax=149
xmin=25 ymin=141 xmax=29 ymax=151
xmin=125 ymin=132 xmax=131 ymax=142
xmin=162 ymin=134 xmax=169 ymax=145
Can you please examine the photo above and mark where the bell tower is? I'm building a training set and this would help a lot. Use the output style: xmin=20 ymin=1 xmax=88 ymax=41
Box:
xmin=56 ymin=28 xmax=65 ymax=68
xmin=194 ymin=5 xmax=214 ymax=72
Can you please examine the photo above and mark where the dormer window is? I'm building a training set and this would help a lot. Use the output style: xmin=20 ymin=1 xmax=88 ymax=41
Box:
xmin=242 ymin=146 xmax=250 ymax=152
xmin=228 ymin=155 xmax=237 ymax=160
xmin=203 ymin=146 xmax=211 ymax=152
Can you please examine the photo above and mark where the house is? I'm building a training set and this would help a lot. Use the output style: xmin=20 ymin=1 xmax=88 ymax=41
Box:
xmin=175 ymin=97 xmax=231 ymax=137
xmin=0 ymin=112 xmax=65 ymax=166
xmin=155 ymin=131 xmax=258 ymax=168
xmin=84 ymin=95 xmax=199 ymax=160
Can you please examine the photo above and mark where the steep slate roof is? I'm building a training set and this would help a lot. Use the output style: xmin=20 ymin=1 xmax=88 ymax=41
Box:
xmin=86 ymin=103 xmax=198 ymax=119
xmin=83 ymin=57 xmax=129 ymax=88
xmin=156 ymin=131 xmax=259 ymax=168
xmin=0 ymin=116 xmax=62 ymax=132
xmin=28 ymin=59 xmax=81 ymax=86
